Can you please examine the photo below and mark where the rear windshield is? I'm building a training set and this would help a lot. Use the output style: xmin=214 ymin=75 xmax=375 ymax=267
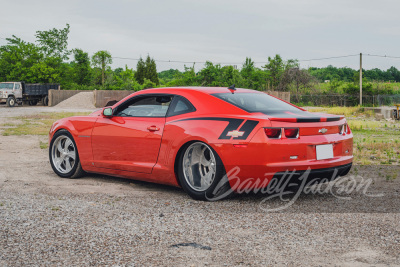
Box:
xmin=212 ymin=92 xmax=301 ymax=113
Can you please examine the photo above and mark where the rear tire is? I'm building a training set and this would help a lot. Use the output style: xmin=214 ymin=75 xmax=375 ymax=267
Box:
xmin=49 ymin=130 xmax=84 ymax=179
xmin=29 ymin=100 xmax=38 ymax=106
xmin=177 ymin=142 xmax=232 ymax=201
xmin=6 ymin=97 xmax=16 ymax=107
xmin=42 ymin=96 xmax=49 ymax=106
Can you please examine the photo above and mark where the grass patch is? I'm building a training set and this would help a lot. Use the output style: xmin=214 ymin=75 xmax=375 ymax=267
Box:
xmin=1 ymin=112 xmax=91 ymax=136
xmin=308 ymin=107 xmax=400 ymax=165
xmin=307 ymin=107 xmax=374 ymax=117
xmin=39 ymin=141 xmax=48 ymax=149
xmin=347 ymin=120 xmax=381 ymax=131
xmin=351 ymin=119 xmax=400 ymax=165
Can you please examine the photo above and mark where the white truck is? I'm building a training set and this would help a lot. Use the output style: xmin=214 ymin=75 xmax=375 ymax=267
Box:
xmin=0 ymin=82 xmax=59 ymax=107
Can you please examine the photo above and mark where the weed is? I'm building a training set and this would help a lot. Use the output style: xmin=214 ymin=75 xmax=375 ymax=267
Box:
xmin=1 ymin=112 xmax=90 ymax=136
xmin=39 ymin=141 xmax=48 ymax=149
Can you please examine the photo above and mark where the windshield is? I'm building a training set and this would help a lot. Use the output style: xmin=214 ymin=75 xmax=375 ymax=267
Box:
xmin=0 ymin=83 xmax=14 ymax=90
xmin=212 ymin=92 xmax=301 ymax=114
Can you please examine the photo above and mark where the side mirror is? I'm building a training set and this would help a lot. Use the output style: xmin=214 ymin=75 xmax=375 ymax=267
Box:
xmin=103 ymin=107 xmax=113 ymax=117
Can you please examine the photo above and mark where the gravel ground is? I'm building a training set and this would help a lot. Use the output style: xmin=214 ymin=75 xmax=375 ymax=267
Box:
xmin=0 ymin=105 xmax=399 ymax=266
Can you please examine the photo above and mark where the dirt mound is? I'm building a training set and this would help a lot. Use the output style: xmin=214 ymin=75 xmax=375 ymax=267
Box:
xmin=55 ymin=92 xmax=95 ymax=109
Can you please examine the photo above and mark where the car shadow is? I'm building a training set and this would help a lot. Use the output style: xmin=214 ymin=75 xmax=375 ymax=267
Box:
xmin=77 ymin=173 xmax=399 ymax=213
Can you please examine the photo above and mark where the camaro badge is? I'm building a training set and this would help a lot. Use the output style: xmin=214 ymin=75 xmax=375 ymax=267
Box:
xmin=318 ymin=128 xmax=328 ymax=134
xmin=227 ymin=130 xmax=244 ymax=138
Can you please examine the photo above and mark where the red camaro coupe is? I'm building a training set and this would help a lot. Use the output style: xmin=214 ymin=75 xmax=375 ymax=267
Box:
xmin=49 ymin=87 xmax=353 ymax=200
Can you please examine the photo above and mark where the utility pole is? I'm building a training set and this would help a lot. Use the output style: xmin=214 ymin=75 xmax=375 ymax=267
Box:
xmin=360 ymin=53 xmax=362 ymax=106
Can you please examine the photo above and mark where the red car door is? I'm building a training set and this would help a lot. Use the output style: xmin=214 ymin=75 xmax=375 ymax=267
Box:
xmin=91 ymin=95 xmax=172 ymax=174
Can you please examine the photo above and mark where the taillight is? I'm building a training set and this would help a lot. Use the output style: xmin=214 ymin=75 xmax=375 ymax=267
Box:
xmin=264 ymin=128 xmax=281 ymax=139
xmin=284 ymin=128 xmax=299 ymax=138
xmin=339 ymin=123 xmax=348 ymax=135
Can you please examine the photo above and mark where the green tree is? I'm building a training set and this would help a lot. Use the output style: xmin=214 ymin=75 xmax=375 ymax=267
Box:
xmin=198 ymin=61 xmax=221 ymax=86
xmin=158 ymin=69 xmax=182 ymax=81
xmin=0 ymin=36 xmax=42 ymax=82
xmin=35 ymin=24 xmax=71 ymax=60
xmin=135 ymin=55 xmax=159 ymax=86
xmin=221 ymin=65 xmax=242 ymax=87
xmin=240 ymin=58 xmax=268 ymax=90
xmin=241 ymin=57 xmax=255 ymax=79
xmin=0 ymin=35 xmax=63 ymax=83
xmin=112 ymin=65 xmax=141 ymax=90
xmin=279 ymin=68 xmax=315 ymax=95
xmin=166 ymin=65 xmax=199 ymax=86
xmin=135 ymin=57 xmax=145 ymax=84
xmin=72 ymin=49 xmax=91 ymax=85
xmin=92 ymin=50 xmax=112 ymax=86
xmin=144 ymin=55 xmax=159 ymax=85
xmin=263 ymin=54 xmax=284 ymax=89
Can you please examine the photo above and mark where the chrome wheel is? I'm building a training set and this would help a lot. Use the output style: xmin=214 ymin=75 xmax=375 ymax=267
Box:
xmin=51 ymin=135 xmax=76 ymax=174
xmin=182 ymin=142 xmax=217 ymax=191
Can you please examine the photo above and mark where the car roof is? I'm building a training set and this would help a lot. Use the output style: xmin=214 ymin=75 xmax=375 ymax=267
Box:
xmin=141 ymin=86 xmax=261 ymax=95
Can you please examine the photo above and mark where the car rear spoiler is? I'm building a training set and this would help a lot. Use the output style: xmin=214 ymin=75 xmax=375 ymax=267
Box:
xmin=268 ymin=115 xmax=344 ymax=123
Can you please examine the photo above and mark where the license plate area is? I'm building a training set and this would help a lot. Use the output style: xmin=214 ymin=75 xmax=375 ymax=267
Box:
xmin=316 ymin=144 xmax=334 ymax=160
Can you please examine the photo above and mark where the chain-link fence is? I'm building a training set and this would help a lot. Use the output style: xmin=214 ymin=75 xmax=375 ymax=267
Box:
xmin=291 ymin=94 xmax=400 ymax=107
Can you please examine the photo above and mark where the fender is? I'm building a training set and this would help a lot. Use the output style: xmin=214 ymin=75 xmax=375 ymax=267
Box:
xmin=50 ymin=116 xmax=98 ymax=168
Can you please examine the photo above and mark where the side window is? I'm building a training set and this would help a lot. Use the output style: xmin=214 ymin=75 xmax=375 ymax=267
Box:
xmin=167 ymin=96 xmax=196 ymax=117
xmin=14 ymin=83 xmax=20 ymax=90
xmin=114 ymin=95 xmax=173 ymax=117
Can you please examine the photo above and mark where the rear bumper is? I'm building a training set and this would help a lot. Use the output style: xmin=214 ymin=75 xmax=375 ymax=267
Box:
xmin=273 ymin=163 xmax=352 ymax=182
xmin=213 ymin=128 xmax=353 ymax=191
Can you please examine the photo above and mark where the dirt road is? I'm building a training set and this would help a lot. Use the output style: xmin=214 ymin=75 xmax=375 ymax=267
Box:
xmin=0 ymin=105 xmax=399 ymax=266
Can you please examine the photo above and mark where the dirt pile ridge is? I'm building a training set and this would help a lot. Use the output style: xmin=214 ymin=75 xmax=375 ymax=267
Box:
xmin=55 ymin=92 xmax=95 ymax=109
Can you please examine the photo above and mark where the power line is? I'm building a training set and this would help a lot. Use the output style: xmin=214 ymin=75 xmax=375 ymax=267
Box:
xmin=113 ymin=54 xmax=363 ymax=65
xmin=0 ymin=41 xmax=399 ymax=64
xmin=113 ymin=56 xmax=207 ymax=64
xmin=365 ymin=54 xmax=400 ymax=59
xmin=297 ymin=54 xmax=359 ymax=62
xmin=113 ymin=56 xmax=248 ymax=65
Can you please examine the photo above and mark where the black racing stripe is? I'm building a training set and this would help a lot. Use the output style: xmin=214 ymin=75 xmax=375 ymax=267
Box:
xmin=218 ymin=119 xmax=244 ymax=139
xmin=175 ymin=117 xmax=241 ymax=123
xmin=326 ymin=117 xmax=341 ymax=122
xmin=296 ymin=118 xmax=321 ymax=122
xmin=234 ymin=120 xmax=259 ymax=140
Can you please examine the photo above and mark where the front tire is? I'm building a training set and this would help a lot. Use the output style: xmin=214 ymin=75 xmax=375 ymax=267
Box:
xmin=6 ymin=97 xmax=16 ymax=107
xmin=49 ymin=130 xmax=84 ymax=179
xmin=178 ymin=142 xmax=232 ymax=201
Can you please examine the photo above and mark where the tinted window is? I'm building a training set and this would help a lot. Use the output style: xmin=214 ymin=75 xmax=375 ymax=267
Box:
xmin=212 ymin=92 xmax=300 ymax=114
xmin=115 ymin=95 xmax=173 ymax=117
xmin=167 ymin=96 xmax=196 ymax=117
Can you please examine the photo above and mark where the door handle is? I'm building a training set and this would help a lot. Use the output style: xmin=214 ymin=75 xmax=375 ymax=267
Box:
xmin=147 ymin=125 xmax=160 ymax=131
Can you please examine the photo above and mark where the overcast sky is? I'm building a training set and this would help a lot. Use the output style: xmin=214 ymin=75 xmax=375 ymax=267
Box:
xmin=1 ymin=0 xmax=400 ymax=71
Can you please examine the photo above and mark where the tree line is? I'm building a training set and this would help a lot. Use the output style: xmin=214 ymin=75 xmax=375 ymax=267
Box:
xmin=1 ymin=24 xmax=399 ymax=96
